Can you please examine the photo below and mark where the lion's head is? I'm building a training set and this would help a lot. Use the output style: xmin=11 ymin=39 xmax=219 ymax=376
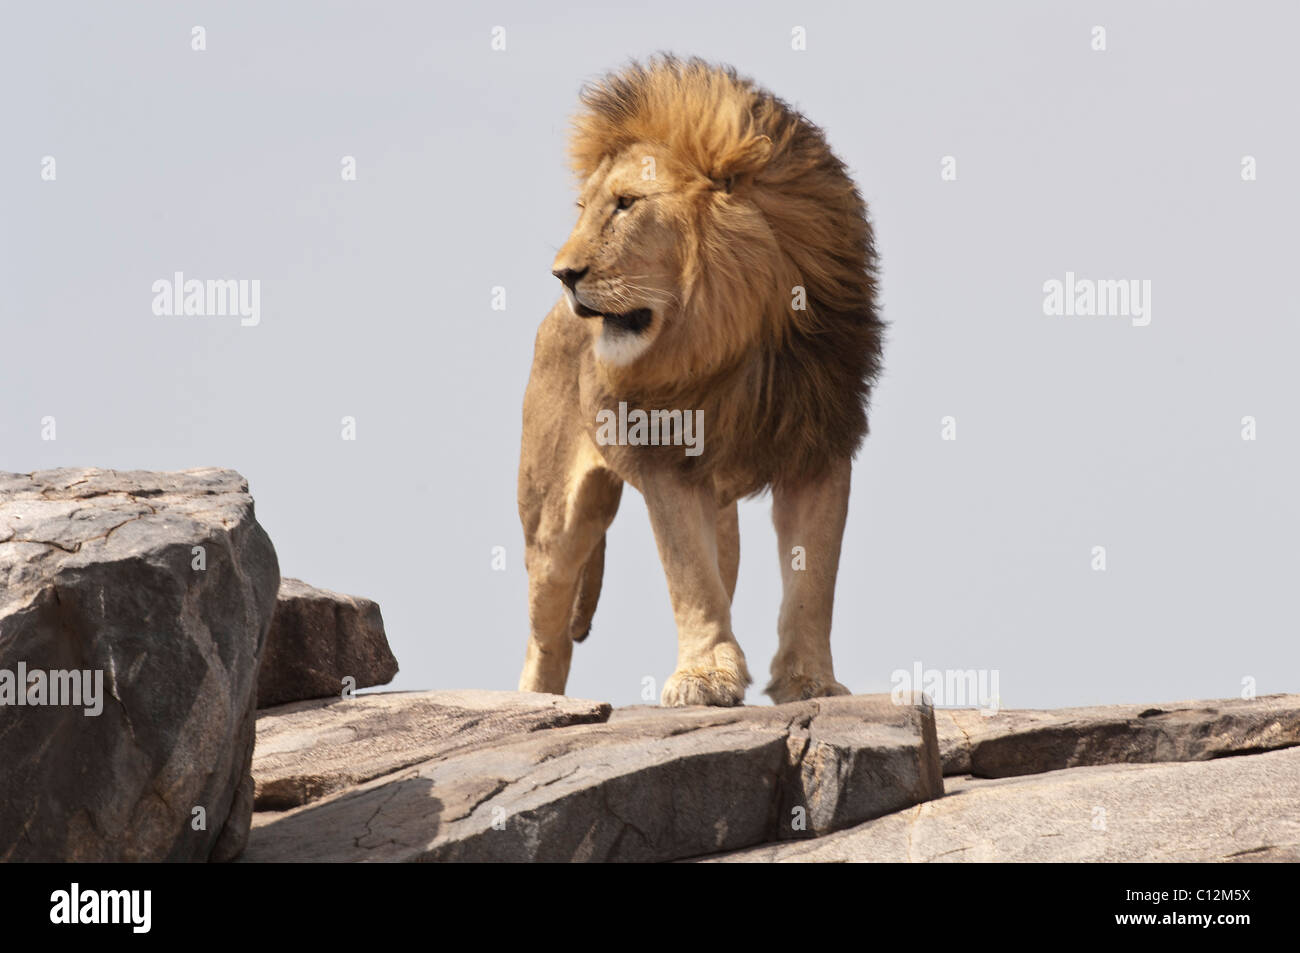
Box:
xmin=554 ymin=56 xmax=883 ymax=493
xmin=552 ymin=132 xmax=778 ymax=372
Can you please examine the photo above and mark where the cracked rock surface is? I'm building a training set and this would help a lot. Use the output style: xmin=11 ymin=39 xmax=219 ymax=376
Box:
xmin=0 ymin=468 xmax=279 ymax=861
xmin=704 ymin=746 xmax=1300 ymax=862
xmin=253 ymin=690 xmax=613 ymax=809
xmin=243 ymin=692 xmax=942 ymax=862
xmin=245 ymin=690 xmax=1300 ymax=863
xmin=935 ymin=694 xmax=1300 ymax=777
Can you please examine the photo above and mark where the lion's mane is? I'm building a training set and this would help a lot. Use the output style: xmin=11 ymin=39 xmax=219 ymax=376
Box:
xmin=571 ymin=56 xmax=884 ymax=496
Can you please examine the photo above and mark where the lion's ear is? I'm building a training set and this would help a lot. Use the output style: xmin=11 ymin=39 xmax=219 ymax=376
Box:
xmin=711 ymin=134 xmax=773 ymax=191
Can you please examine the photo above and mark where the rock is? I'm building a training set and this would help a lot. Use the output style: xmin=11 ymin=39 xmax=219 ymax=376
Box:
xmin=0 ymin=468 xmax=279 ymax=861
xmin=242 ymin=692 xmax=942 ymax=862
xmin=254 ymin=690 xmax=613 ymax=809
xmin=704 ymin=746 xmax=1300 ymax=862
xmin=257 ymin=578 xmax=398 ymax=708
xmin=936 ymin=694 xmax=1300 ymax=777
xmin=773 ymin=694 xmax=942 ymax=837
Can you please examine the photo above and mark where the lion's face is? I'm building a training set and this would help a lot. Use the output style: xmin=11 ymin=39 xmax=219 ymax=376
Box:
xmin=552 ymin=144 xmax=692 ymax=367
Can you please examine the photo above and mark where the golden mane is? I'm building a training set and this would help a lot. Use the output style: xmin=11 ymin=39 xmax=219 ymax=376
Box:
xmin=570 ymin=56 xmax=884 ymax=494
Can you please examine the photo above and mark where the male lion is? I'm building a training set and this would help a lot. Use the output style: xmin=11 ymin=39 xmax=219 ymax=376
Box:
xmin=517 ymin=57 xmax=883 ymax=707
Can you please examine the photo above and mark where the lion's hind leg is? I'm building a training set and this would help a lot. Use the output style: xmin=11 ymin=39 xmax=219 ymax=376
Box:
xmin=717 ymin=499 xmax=739 ymax=605
xmin=568 ymin=534 xmax=606 ymax=644
xmin=765 ymin=457 xmax=853 ymax=704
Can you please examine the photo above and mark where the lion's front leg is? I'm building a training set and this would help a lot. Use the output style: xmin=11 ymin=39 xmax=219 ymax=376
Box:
xmin=765 ymin=457 xmax=853 ymax=704
xmin=641 ymin=471 xmax=751 ymax=707
xmin=517 ymin=336 xmax=623 ymax=695
xmin=517 ymin=458 xmax=621 ymax=695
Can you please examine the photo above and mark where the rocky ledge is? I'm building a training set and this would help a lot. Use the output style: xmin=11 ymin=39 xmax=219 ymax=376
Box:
xmin=244 ymin=689 xmax=1300 ymax=863
xmin=706 ymin=746 xmax=1300 ymax=863
xmin=245 ymin=691 xmax=943 ymax=862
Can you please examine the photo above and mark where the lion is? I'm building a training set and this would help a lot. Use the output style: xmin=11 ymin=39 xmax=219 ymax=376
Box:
xmin=517 ymin=57 xmax=883 ymax=707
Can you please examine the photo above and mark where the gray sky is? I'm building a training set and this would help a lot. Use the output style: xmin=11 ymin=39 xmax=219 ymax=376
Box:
xmin=3 ymin=1 xmax=1297 ymax=709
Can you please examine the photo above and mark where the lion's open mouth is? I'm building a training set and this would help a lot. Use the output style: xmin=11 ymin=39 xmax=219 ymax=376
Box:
xmin=573 ymin=302 xmax=653 ymax=334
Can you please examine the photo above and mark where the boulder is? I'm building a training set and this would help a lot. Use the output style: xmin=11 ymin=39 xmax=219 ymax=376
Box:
xmin=257 ymin=578 xmax=397 ymax=708
xmin=242 ymin=692 xmax=942 ymax=862
xmin=936 ymin=694 xmax=1300 ymax=777
xmin=705 ymin=746 xmax=1300 ymax=863
xmin=0 ymin=468 xmax=279 ymax=861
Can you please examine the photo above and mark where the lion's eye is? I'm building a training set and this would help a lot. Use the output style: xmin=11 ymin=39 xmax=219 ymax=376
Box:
xmin=616 ymin=195 xmax=638 ymax=211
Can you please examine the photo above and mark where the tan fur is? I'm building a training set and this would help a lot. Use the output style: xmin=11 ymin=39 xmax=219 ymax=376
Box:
xmin=518 ymin=57 xmax=883 ymax=706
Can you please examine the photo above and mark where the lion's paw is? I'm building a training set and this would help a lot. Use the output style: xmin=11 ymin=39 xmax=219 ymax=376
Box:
xmin=764 ymin=672 xmax=851 ymax=705
xmin=661 ymin=654 xmax=751 ymax=707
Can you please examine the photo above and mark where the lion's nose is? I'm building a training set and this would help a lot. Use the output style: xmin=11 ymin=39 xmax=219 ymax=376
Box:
xmin=552 ymin=266 xmax=588 ymax=291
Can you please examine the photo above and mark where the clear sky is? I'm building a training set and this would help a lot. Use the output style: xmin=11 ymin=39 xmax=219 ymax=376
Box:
xmin=3 ymin=0 xmax=1297 ymax=709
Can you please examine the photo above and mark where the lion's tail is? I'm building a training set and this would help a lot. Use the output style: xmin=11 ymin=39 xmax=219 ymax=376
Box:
xmin=568 ymin=535 xmax=606 ymax=643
